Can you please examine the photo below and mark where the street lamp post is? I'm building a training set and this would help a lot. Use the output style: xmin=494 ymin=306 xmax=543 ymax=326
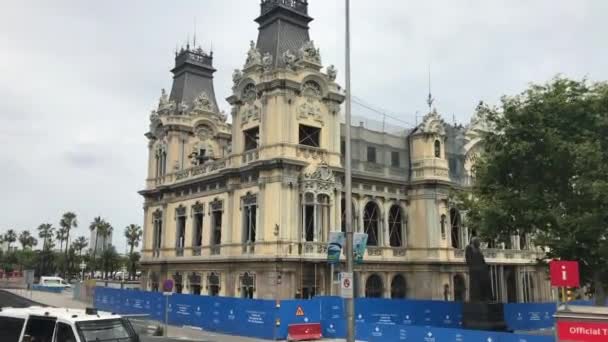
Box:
xmin=344 ymin=0 xmax=355 ymax=341
xmin=79 ymin=261 xmax=87 ymax=282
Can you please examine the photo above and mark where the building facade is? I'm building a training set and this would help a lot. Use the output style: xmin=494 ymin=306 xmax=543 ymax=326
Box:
xmin=139 ymin=0 xmax=550 ymax=303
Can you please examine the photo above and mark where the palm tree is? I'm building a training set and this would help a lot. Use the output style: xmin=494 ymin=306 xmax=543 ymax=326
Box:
xmin=72 ymin=236 xmax=88 ymax=257
xmin=89 ymin=217 xmax=104 ymax=258
xmin=18 ymin=230 xmax=37 ymax=250
xmin=4 ymin=229 xmax=17 ymax=251
xmin=56 ymin=227 xmax=68 ymax=251
xmin=60 ymin=212 xmax=77 ymax=255
xmin=124 ymin=224 xmax=142 ymax=280
xmin=38 ymin=224 xmax=54 ymax=251
xmin=98 ymin=222 xmax=113 ymax=253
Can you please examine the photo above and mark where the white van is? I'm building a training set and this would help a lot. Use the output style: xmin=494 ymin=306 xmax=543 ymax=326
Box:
xmin=0 ymin=307 xmax=140 ymax=342
xmin=39 ymin=276 xmax=71 ymax=288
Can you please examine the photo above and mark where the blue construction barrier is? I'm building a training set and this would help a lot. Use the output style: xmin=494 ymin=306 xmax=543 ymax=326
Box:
xmin=94 ymin=288 xmax=559 ymax=340
xmin=356 ymin=322 xmax=554 ymax=341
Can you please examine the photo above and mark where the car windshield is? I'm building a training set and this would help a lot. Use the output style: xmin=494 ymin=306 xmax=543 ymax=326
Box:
xmin=76 ymin=319 xmax=135 ymax=342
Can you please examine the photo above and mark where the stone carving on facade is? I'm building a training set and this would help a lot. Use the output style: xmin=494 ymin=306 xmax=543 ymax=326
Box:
xmin=192 ymin=91 xmax=214 ymax=113
xmin=326 ymin=65 xmax=337 ymax=81
xmin=262 ymin=52 xmax=273 ymax=71
xmin=177 ymin=101 xmax=188 ymax=115
xmin=302 ymin=81 xmax=322 ymax=98
xmin=242 ymin=83 xmax=257 ymax=103
xmin=241 ymin=103 xmax=261 ymax=126
xmin=149 ymin=111 xmax=166 ymax=140
xmin=282 ymin=49 xmax=297 ymax=70
xmin=245 ymin=40 xmax=262 ymax=67
xmin=232 ymin=69 xmax=243 ymax=88
xmin=298 ymin=99 xmax=323 ymax=124
xmin=465 ymin=101 xmax=494 ymax=143
xmin=299 ymin=40 xmax=321 ymax=64
xmin=300 ymin=162 xmax=335 ymax=195
xmin=418 ymin=108 xmax=446 ymax=136
xmin=196 ymin=124 xmax=213 ymax=141
xmin=157 ymin=88 xmax=176 ymax=115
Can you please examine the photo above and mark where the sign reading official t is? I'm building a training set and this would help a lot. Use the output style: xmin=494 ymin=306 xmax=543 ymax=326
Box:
xmin=550 ymin=260 xmax=580 ymax=287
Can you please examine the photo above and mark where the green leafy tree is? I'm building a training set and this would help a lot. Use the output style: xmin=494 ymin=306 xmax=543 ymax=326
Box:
xmin=124 ymin=224 xmax=142 ymax=280
xmin=4 ymin=229 xmax=17 ymax=250
xmin=466 ymin=77 xmax=608 ymax=305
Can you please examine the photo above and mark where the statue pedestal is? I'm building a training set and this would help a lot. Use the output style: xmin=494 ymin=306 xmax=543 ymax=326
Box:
xmin=462 ymin=302 xmax=508 ymax=331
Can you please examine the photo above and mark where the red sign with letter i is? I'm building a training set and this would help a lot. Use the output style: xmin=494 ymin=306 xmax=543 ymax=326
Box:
xmin=549 ymin=260 xmax=580 ymax=288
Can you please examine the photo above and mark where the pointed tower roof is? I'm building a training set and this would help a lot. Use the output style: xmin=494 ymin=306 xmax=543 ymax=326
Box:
xmin=255 ymin=0 xmax=313 ymax=68
xmin=169 ymin=44 xmax=219 ymax=112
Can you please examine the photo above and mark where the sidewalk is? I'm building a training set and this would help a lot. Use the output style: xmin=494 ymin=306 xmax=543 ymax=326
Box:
xmin=7 ymin=289 xmax=349 ymax=342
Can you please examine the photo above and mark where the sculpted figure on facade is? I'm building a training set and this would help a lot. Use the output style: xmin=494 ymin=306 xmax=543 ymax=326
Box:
xmin=232 ymin=69 xmax=243 ymax=88
xmin=262 ymin=52 xmax=273 ymax=71
xmin=282 ymin=49 xmax=297 ymax=70
xmin=299 ymin=40 xmax=321 ymax=64
xmin=193 ymin=91 xmax=214 ymax=112
xmin=326 ymin=65 xmax=337 ymax=81
xmin=157 ymin=88 xmax=176 ymax=115
xmin=241 ymin=103 xmax=261 ymax=126
xmin=245 ymin=40 xmax=262 ymax=67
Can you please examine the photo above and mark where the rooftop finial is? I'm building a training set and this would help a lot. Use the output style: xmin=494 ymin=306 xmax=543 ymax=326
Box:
xmin=426 ymin=63 xmax=434 ymax=111
xmin=193 ymin=17 xmax=197 ymax=48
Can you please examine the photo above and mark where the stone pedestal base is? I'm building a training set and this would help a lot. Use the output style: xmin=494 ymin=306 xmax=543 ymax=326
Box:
xmin=462 ymin=302 xmax=508 ymax=331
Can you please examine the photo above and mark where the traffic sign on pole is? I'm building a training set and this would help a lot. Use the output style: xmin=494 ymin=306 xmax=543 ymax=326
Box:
xmin=340 ymin=272 xmax=353 ymax=299
xmin=550 ymin=260 xmax=580 ymax=288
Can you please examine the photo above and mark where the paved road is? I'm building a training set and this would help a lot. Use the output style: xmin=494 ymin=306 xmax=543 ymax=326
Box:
xmin=0 ymin=289 xmax=45 ymax=308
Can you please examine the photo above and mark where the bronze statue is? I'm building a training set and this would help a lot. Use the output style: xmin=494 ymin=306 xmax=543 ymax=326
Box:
xmin=465 ymin=237 xmax=493 ymax=302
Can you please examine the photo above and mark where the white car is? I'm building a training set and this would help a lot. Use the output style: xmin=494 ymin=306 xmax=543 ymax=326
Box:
xmin=39 ymin=276 xmax=71 ymax=288
xmin=0 ymin=306 xmax=140 ymax=342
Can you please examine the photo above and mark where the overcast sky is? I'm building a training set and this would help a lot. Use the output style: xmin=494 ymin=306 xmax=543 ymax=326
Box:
xmin=1 ymin=0 xmax=607 ymax=253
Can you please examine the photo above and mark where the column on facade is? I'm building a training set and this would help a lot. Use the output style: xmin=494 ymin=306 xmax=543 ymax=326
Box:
xmin=225 ymin=189 xmax=235 ymax=246
xmin=333 ymin=190 xmax=342 ymax=234
xmin=383 ymin=201 xmax=390 ymax=247
xmin=161 ymin=204 xmax=168 ymax=256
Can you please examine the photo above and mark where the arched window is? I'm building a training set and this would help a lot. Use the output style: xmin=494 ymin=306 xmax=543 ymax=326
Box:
xmin=302 ymin=193 xmax=330 ymax=242
xmin=390 ymin=275 xmax=407 ymax=299
xmin=341 ymin=196 xmax=357 ymax=233
xmin=450 ymin=208 xmax=462 ymax=249
xmin=434 ymin=140 xmax=441 ymax=158
xmin=440 ymin=214 xmax=447 ymax=239
xmin=363 ymin=202 xmax=380 ymax=246
xmin=388 ymin=205 xmax=404 ymax=247
xmin=365 ymin=274 xmax=383 ymax=298
xmin=453 ymin=274 xmax=466 ymax=301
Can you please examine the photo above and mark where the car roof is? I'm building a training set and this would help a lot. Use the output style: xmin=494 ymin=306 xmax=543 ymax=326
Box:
xmin=0 ymin=306 xmax=121 ymax=323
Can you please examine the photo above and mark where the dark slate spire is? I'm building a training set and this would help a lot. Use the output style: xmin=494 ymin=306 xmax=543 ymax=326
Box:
xmin=169 ymin=44 xmax=219 ymax=112
xmin=255 ymin=0 xmax=313 ymax=68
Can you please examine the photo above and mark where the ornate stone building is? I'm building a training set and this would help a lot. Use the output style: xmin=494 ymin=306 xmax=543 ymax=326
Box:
xmin=140 ymin=0 xmax=550 ymax=302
